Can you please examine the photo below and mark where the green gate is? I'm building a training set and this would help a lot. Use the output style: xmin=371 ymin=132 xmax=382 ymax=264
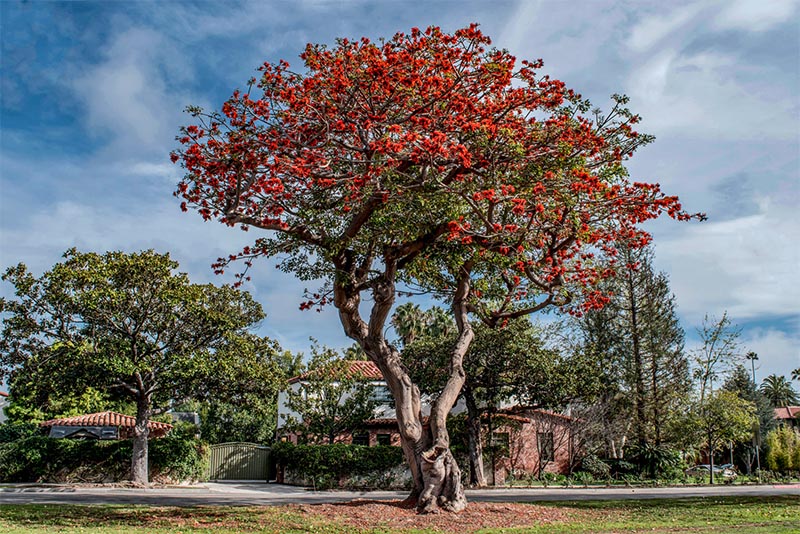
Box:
xmin=209 ymin=442 xmax=272 ymax=481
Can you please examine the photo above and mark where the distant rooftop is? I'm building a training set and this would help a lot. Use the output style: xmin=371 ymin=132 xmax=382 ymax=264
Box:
xmin=289 ymin=360 xmax=384 ymax=384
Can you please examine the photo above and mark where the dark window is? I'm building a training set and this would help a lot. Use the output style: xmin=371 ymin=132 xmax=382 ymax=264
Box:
xmin=352 ymin=432 xmax=370 ymax=446
xmin=491 ymin=431 xmax=510 ymax=448
xmin=376 ymin=433 xmax=391 ymax=446
xmin=538 ymin=432 xmax=554 ymax=462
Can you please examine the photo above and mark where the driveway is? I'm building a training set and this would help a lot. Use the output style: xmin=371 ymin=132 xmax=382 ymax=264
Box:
xmin=1 ymin=483 xmax=798 ymax=507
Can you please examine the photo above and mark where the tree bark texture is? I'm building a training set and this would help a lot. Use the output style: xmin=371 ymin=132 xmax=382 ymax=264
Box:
xmin=464 ymin=387 xmax=487 ymax=487
xmin=333 ymin=257 xmax=471 ymax=513
xmin=131 ymin=393 xmax=151 ymax=486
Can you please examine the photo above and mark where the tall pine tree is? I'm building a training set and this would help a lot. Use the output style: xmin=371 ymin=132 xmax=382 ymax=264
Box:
xmin=578 ymin=244 xmax=690 ymax=453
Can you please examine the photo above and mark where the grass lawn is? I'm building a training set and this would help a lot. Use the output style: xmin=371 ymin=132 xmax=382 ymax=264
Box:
xmin=0 ymin=496 xmax=797 ymax=533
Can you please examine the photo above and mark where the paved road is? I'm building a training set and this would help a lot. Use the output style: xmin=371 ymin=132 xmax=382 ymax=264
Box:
xmin=1 ymin=483 xmax=798 ymax=507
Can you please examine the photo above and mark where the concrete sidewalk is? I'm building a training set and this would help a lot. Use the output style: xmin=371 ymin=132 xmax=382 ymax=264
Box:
xmin=1 ymin=482 xmax=798 ymax=507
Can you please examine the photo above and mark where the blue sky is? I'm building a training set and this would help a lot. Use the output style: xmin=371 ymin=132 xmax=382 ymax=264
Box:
xmin=1 ymin=0 xmax=798 ymax=381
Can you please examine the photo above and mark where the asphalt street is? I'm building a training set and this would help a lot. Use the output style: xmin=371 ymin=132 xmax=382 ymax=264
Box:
xmin=1 ymin=483 xmax=798 ymax=507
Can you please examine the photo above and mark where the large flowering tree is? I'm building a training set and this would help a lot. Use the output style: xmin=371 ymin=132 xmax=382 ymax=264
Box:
xmin=173 ymin=25 xmax=701 ymax=512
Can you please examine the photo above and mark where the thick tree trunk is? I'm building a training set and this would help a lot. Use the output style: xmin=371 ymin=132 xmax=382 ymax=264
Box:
xmin=333 ymin=257 xmax=473 ymax=513
xmin=132 ymin=394 xmax=151 ymax=486
xmin=464 ymin=387 xmax=487 ymax=487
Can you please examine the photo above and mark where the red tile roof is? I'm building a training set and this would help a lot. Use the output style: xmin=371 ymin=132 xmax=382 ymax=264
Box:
xmin=40 ymin=411 xmax=173 ymax=432
xmin=498 ymin=407 xmax=575 ymax=423
xmin=289 ymin=360 xmax=384 ymax=383
xmin=774 ymin=406 xmax=800 ymax=420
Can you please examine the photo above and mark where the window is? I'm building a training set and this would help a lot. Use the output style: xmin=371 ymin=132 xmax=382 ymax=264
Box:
xmin=352 ymin=432 xmax=370 ymax=446
xmin=538 ymin=432 xmax=554 ymax=462
xmin=371 ymin=385 xmax=392 ymax=404
xmin=376 ymin=433 xmax=392 ymax=446
xmin=491 ymin=431 xmax=510 ymax=449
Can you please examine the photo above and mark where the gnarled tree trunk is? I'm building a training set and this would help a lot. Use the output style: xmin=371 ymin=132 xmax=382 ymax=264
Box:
xmin=334 ymin=257 xmax=472 ymax=513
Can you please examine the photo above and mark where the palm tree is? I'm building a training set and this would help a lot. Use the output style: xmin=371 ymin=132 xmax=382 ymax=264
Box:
xmin=791 ymin=368 xmax=800 ymax=382
xmin=424 ymin=306 xmax=456 ymax=339
xmin=760 ymin=374 xmax=799 ymax=407
xmin=391 ymin=303 xmax=425 ymax=346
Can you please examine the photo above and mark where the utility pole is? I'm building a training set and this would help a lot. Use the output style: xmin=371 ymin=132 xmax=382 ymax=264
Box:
xmin=746 ymin=351 xmax=761 ymax=482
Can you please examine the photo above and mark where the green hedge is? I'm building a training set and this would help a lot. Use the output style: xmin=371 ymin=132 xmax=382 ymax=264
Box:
xmin=271 ymin=442 xmax=405 ymax=485
xmin=0 ymin=435 xmax=208 ymax=483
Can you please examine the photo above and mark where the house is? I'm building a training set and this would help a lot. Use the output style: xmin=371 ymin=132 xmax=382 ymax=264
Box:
xmin=774 ymin=406 xmax=800 ymax=430
xmin=0 ymin=391 xmax=8 ymax=424
xmin=487 ymin=407 xmax=578 ymax=483
xmin=276 ymin=360 xmax=577 ymax=477
xmin=277 ymin=360 xmax=401 ymax=446
xmin=40 ymin=411 xmax=173 ymax=440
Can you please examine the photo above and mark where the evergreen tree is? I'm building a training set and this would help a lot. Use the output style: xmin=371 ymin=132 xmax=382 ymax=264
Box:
xmin=577 ymin=244 xmax=690 ymax=453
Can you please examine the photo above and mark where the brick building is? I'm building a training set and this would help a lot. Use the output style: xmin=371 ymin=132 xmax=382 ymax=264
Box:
xmin=277 ymin=361 xmax=577 ymax=479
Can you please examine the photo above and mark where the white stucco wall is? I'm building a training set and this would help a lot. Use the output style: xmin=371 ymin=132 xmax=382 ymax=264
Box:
xmin=277 ymin=380 xmax=395 ymax=429
xmin=276 ymin=380 xmax=468 ymax=431
xmin=0 ymin=395 xmax=8 ymax=424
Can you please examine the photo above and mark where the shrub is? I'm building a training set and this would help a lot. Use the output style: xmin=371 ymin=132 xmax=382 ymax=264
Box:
xmin=606 ymin=458 xmax=637 ymax=478
xmin=627 ymin=443 xmax=683 ymax=479
xmin=572 ymin=471 xmax=594 ymax=486
xmin=0 ymin=422 xmax=43 ymax=444
xmin=765 ymin=427 xmax=800 ymax=473
xmin=581 ymin=454 xmax=611 ymax=479
xmin=0 ymin=434 xmax=207 ymax=483
xmin=272 ymin=442 xmax=405 ymax=489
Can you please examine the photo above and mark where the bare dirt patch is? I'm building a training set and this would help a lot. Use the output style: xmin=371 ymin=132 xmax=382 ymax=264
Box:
xmin=292 ymin=499 xmax=585 ymax=533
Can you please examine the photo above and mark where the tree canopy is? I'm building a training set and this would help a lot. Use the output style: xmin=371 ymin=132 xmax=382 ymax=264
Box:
xmin=760 ymin=374 xmax=799 ymax=408
xmin=0 ymin=249 xmax=276 ymax=484
xmin=172 ymin=24 xmax=700 ymax=512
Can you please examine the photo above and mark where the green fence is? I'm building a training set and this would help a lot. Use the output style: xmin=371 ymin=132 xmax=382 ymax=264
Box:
xmin=209 ymin=442 xmax=272 ymax=481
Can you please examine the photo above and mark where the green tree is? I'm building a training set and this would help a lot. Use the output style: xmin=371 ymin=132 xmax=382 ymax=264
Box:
xmin=612 ymin=245 xmax=690 ymax=446
xmin=760 ymin=374 xmax=799 ymax=408
xmin=791 ymin=368 xmax=800 ymax=382
xmin=573 ymin=245 xmax=690 ymax=456
xmin=722 ymin=365 xmax=775 ymax=473
xmin=391 ymin=303 xmax=427 ymax=346
xmin=195 ymin=340 xmax=301 ymax=444
xmin=693 ymin=312 xmax=741 ymax=404
xmin=0 ymin=249 xmax=268 ymax=485
xmin=4 ymin=385 xmax=132 ymax=424
xmin=675 ymin=390 xmax=757 ymax=484
xmin=282 ymin=346 xmax=378 ymax=444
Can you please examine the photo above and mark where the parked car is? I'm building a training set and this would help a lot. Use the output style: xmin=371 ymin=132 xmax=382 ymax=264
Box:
xmin=685 ymin=464 xmax=737 ymax=480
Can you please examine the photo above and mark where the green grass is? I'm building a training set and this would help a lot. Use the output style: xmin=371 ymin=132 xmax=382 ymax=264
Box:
xmin=0 ymin=496 xmax=797 ymax=533
xmin=492 ymin=497 xmax=800 ymax=533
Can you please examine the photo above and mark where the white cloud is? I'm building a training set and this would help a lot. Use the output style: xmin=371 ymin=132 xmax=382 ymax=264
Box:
xmin=629 ymin=46 xmax=797 ymax=140
xmin=69 ymin=27 xmax=196 ymax=158
xmin=654 ymin=202 xmax=800 ymax=324
xmin=741 ymin=328 xmax=800 ymax=380
xmin=627 ymin=2 xmax=708 ymax=53
xmin=713 ymin=0 xmax=799 ymax=33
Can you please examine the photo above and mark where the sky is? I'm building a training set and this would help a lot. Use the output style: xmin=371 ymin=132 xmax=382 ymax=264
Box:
xmin=1 ymin=0 xmax=798 ymax=382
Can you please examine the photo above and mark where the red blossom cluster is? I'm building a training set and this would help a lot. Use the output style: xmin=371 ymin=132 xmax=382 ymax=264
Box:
xmin=172 ymin=24 xmax=702 ymax=317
